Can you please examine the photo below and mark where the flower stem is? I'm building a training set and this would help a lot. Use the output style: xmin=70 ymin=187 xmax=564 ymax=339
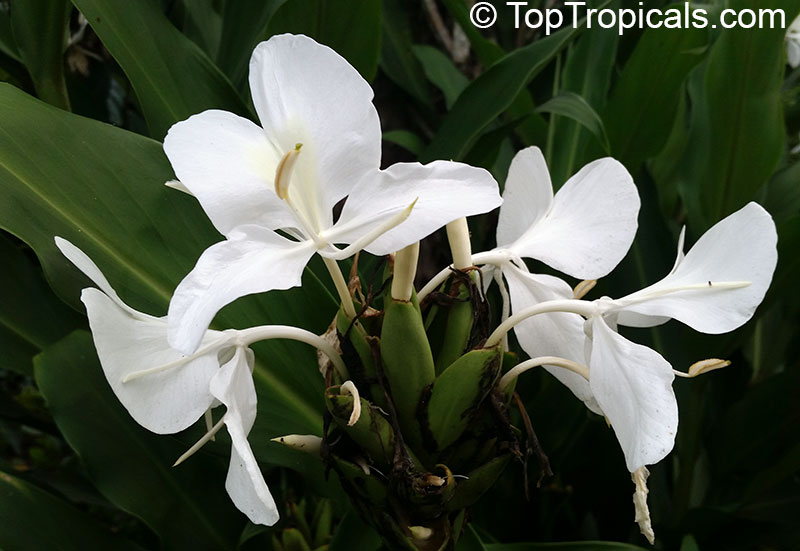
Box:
xmin=323 ymin=256 xmax=357 ymax=319
xmin=499 ymin=355 xmax=590 ymax=391
xmin=417 ymin=250 xmax=510 ymax=301
xmin=446 ymin=217 xmax=472 ymax=269
xmin=391 ymin=241 xmax=420 ymax=301
xmin=238 ymin=324 xmax=349 ymax=380
xmin=485 ymin=299 xmax=597 ymax=348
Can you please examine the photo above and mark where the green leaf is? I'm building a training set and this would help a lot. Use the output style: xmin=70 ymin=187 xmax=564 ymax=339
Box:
xmin=0 ymin=233 xmax=82 ymax=375
xmin=0 ymin=86 xmax=334 ymax=464
xmin=34 ymin=331 xmax=245 ymax=550
xmin=0 ymin=469 xmax=146 ymax=551
xmin=266 ymin=0 xmax=382 ymax=81
xmin=456 ymin=525 xmax=488 ymax=551
xmin=412 ymin=45 xmax=469 ymax=109
xmin=10 ymin=0 xmax=71 ymax=109
xmin=603 ymin=10 xmax=708 ymax=170
xmin=0 ymin=5 xmax=20 ymax=62
xmin=422 ymin=25 xmax=580 ymax=162
xmin=549 ymin=8 xmax=619 ymax=187
xmin=383 ymin=129 xmax=425 ymax=156
xmin=536 ymin=92 xmax=609 ymax=155
xmin=379 ymin=0 xmax=432 ymax=106
xmin=72 ymin=0 xmax=250 ymax=139
xmin=178 ymin=0 xmax=223 ymax=59
xmin=328 ymin=509 xmax=381 ymax=551
xmin=678 ymin=0 xmax=800 ymax=230
xmin=217 ymin=0 xmax=289 ymax=89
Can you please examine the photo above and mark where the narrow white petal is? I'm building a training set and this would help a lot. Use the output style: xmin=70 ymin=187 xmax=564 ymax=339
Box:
xmin=163 ymin=110 xmax=296 ymax=236
xmin=249 ymin=34 xmax=381 ymax=218
xmin=616 ymin=202 xmax=778 ymax=333
xmin=210 ymin=348 xmax=279 ymax=526
xmin=55 ymin=237 xmax=140 ymax=318
xmin=496 ymin=146 xmax=553 ymax=248
xmin=81 ymin=288 xmax=222 ymax=434
xmin=332 ymin=161 xmax=501 ymax=256
xmin=503 ymin=263 xmax=602 ymax=415
xmin=508 ymin=157 xmax=640 ymax=280
xmin=588 ymin=317 xmax=678 ymax=472
xmin=168 ymin=227 xmax=316 ymax=354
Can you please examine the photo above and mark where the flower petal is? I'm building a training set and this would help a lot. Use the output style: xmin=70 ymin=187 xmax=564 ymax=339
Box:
xmin=616 ymin=202 xmax=778 ymax=333
xmin=496 ymin=146 xmax=553 ymax=248
xmin=81 ymin=288 xmax=222 ymax=434
xmin=331 ymin=160 xmax=501 ymax=256
xmin=249 ymin=34 xmax=381 ymax=219
xmin=163 ymin=110 xmax=296 ymax=236
xmin=503 ymin=263 xmax=602 ymax=415
xmin=55 ymin=237 xmax=139 ymax=317
xmin=588 ymin=317 xmax=677 ymax=472
xmin=168 ymin=228 xmax=316 ymax=353
xmin=508 ymin=157 xmax=640 ymax=280
xmin=210 ymin=347 xmax=279 ymax=526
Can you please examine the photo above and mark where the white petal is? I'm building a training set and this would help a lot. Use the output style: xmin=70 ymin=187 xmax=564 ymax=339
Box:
xmin=81 ymin=288 xmax=222 ymax=434
xmin=616 ymin=202 xmax=778 ymax=334
xmin=55 ymin=237 xmax=139 ymax=317
xmin=503 ymin=263 xmax=602 ymax=415
xmin=331 ymin=161 xmax=501 ymax=256
xmin=168 ymin=228 xmax=316 ymax=353
xmin=496 ymin=146 xmax=553 ymax=248
xmin=249 ymin=34 xmax=381 ymax=219
xmin=788 ymin=39 xmax=800 ymax=68
xmin=508 ymin=157 xmax=640 ymax=280
xmin=588 ymin=317 xmax=677 ymax=472
xmin=210 ymin=348 xmax=279 ymax=526
xmin=163 ymin=110 xmax=296 ymax=236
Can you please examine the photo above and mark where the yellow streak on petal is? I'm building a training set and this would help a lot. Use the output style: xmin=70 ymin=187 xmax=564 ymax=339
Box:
xmin=274 ymin=143 xmax=303 ymax=200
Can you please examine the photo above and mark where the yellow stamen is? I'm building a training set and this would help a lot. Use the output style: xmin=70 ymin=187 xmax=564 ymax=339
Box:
xmin=274 ymin=143 xmax=303 ymax=200
xmin=573 ymin=279 xmax=597 ymax=299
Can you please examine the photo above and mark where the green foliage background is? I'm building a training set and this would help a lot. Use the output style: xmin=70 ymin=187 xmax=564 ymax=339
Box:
xmin=1 ymin=0 xmax=799 ymax=549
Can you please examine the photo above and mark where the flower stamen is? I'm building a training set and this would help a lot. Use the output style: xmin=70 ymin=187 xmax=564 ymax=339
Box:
xmin=173 ymin=416 xmax=226 ymax=467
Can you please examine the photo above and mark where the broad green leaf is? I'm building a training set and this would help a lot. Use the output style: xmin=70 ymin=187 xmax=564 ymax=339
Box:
xmin=678 ymin=0 xmax=800 ymax=230
xmin=0 ymin=5 xmax=20 ymax=62
xmin=34 ymin=331 xmax=245 ymax=550
xmin=412 ymin=44 xmax=469 ymax=109
xmin=178 ymin=0 xmax=223 ymax=59
xmin=383 ymin=129 xmax=425 ymax=156
xmin=0 ymin=233 xmax=82 ymax=375
xmin=0 ymin=469 xmax=146 ymax=551
xmin=422 ymin=26 xmax=580 ymax=162
xmin=456 ymin=525 xmax=488 ymax=551
xmin=603 ymin=11 xmax=708 ymax=170
xmin=10 ymin=0 xmax=71 ymax=109
xmin=266 ymin=0 xmax=382 ymax=81
xmin=73 ymin=0 xmax=250 ymax=139
xmin=380 ymin=0 xmax=432 ymax=107
xmin=549 ymin=7 xmax=619 ymax=187
xmin=217 ymin=0 xmax=289 ymax=89
xmin=536 ymin=92 xmax=609 ymax=155
xmin=0 ymin=85 xmax=335 ymax=459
